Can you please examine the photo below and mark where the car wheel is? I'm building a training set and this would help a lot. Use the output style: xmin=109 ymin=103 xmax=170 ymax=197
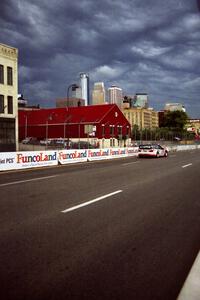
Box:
xmin=156 ymin=152 xmax=160 ymax=158
xmin=164 ymin=151 xmax=168 ymax=157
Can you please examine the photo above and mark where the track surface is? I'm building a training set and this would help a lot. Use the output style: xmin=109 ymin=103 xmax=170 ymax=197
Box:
xmin=0 ymin=150 xmax=200 ymax=300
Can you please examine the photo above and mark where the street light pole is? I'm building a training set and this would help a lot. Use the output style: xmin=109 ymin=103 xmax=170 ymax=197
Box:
xmin=45 ymin=114 xmax=53 ymax=149
xmin=78 ymin=122 xmax=81 ymax=149
xmin=102 ymin=124 xmax=105 ymax=148
xmin=64 ymin=115 xmax=71 ymax=140
xmin=78 ymin=118 xmax=83 ymax=149
xmin=126 ymin=125 xmax=130 ymax=147
xmin=46 ymin=120 xmax=48 ymax=149
xmin=25 ymin=115 xmax=28 ymax=138
xmin=64 ymin=121 xmax=66 ymax=141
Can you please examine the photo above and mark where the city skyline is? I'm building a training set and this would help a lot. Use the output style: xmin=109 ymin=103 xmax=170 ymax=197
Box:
xmin=0 ymin=0 xmax=200 ymax=117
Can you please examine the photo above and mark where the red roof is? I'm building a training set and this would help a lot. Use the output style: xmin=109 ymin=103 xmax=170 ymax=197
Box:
xmin=19 ymin=104 xmax=129 ymax=126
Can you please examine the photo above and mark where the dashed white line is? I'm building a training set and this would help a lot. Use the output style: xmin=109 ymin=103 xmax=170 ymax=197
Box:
xmin=122 ymin=161 xmax=140 ymax=166
xmin=61 ymin=190 xmax=123 ymax=213
xmin=0 ymin=175 xmax=58 ymax=187
xmin=182 ymin=163 xmax=193 ymax=168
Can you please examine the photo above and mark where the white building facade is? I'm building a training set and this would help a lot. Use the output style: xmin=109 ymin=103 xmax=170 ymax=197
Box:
xmin=0 ymin=43 xmax=18 ymax=151
xmin=80 ymin=73 xmax=90 ymax=106
xmin=164 ymin=103 xmax=186 ymax=112
xmin=108 ymin=85 xmax=123 ymax=108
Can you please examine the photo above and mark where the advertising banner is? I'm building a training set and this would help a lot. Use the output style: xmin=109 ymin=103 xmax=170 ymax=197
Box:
xmin=0 ymin=151 xmax=58 ymax=171
xmin=127 ymin=147 xmax=139 ymax=156
xmin=87 ymin=148 xmax=110 ymax=161
xmin=109 ymin=148 xmax=128 ymax=158
xmin=0 ymin=152 xmax=16 ymax=171
xmin=58 ymin=149 xmax=88 ymax=164
xmin=3 ymin=144 xmax=197 ymax=172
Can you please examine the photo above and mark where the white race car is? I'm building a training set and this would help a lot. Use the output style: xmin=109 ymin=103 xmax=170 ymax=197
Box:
xmin=138 ymin=144 xmax=168 ymax=158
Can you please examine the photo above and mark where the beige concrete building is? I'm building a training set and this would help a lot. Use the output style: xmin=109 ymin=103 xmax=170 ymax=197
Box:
xmin=122 ymin=107 xmax=159 ymax=130
xmin=92 ymin=82 xmax=105 ymax=105
xmin=108 ymin=85 xmax=123 ymax=108
xmin=151 ymin=109 xmax=159 ymax=128
xmin=0 ymin=43 xmax=18 ymax=151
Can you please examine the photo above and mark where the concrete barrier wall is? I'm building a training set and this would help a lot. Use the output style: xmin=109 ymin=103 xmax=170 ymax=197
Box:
xmin=0 ymin=145 xmax=199 ymax=172
xmin=0 ymin=147 xmax=138 ymax=171
xmin=167 ymin=144 xmax=200 ymax=152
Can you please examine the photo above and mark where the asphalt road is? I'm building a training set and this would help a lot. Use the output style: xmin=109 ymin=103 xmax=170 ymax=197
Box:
xmin=0 ymin=150 xmax=200 ymax=300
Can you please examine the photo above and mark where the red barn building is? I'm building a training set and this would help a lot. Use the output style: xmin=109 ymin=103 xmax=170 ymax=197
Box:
xmin=19 ymin=104 xmax=131 ymax=148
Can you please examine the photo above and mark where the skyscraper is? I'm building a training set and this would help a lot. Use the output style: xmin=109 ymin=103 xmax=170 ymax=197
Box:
xmin=71 ymin=86 xmax=82 ymax=99
xmin=108 ymin=85 xmax=123 ymax=108
xmin=80 ymin=73 xmax=89 ymax=106
xmin=133 ymin=93 xmax=148 ymax=108
xmin=92 ymin=82 xmax=105 ymax=105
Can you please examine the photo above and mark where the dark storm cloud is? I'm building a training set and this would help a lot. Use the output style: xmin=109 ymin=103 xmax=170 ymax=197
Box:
xmin=197 ymin=0 xmax=200 ymax=11
xmin=0 ymin=0 xmax=200 ymax=117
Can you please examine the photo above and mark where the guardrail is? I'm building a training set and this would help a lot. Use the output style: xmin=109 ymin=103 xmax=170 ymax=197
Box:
xmin=0 ymin=145 xmax=200 ymax=172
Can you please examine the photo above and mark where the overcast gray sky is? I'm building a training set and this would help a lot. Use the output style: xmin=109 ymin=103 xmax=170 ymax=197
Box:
xmin=1 ymin=0 xmax=200 ymax=117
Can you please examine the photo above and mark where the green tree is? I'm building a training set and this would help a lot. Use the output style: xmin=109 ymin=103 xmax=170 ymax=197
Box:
xmin=163 ymin=111 xmax=188 ymax=131
xmin=131 ymin=124 xmax=140 ymax=139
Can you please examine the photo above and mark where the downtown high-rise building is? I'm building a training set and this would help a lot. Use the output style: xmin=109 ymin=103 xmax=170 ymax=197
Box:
xmin=80 ymin=72 xmax=90 ymax=106
xmin=133 ymin=93 xmax=148 ymax=108
xmin=92 ymin=82 xmax=105 ymax=105
xmin=71 ymin=86 xmax=82 ymax=99
xmin=108 ymin=85 xmax=123 ymax=108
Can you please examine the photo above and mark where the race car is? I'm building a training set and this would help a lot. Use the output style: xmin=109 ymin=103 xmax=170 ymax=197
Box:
xmin=138 ymin=144 xmax=168 ymax=158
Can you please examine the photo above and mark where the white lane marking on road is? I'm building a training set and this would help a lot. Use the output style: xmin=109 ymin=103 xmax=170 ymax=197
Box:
xmin=61 ymin=190 xmax=123 ymax=213
xmin=0 ymin=175 xmax=58 ymax=187
xmin=182 ymin=163 xmax=192 ymax=168
xmin=177 ymin=251 xmax=200 ymax=300
xmin=122 ymin=161 xmax=140 ymax=166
